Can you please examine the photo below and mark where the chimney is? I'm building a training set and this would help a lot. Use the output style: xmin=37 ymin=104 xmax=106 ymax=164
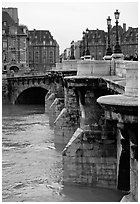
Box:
xmin=123 ymin=23 xmax=126 ymax=33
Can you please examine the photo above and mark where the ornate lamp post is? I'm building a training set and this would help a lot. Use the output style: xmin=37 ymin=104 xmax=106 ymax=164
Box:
xmin=114 ymin=9 xmax=122 ymax=53
xmin=106 ymin=16 xmax=112 ymax=56
xmin=82 ymin=31 xmax=86 ymax=56
xmin=85 ymin=28 xmax=90 ymax=55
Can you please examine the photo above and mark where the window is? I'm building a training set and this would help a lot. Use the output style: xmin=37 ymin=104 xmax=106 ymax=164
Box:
xmin=23 ymin=28 xmax=26 ymax=34
xmin=49 ymin=51 xmax=53 ymax=63
xmin=10 ymin=27 xmax=17 ymax=35
xmin=3 ymin=41 xmax=7 ymax=49
xmin=3 ymin=21 xmax=7 ymax=26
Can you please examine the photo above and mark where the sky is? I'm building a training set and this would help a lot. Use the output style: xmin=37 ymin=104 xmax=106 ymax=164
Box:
xmin=2 ymin=0 xmax=138 ymax=53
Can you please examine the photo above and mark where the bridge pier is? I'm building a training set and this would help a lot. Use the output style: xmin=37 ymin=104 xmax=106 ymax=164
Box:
xmin=62 ymin=76 xmax=119 ymax=188
xmin=55 ymin=59 xmax=138 ymax=193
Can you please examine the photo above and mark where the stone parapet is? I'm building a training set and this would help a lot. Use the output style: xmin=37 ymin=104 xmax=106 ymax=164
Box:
xmin=77 ymin=60 xmax=112 ymax=76
xmin=55 ymin=60 xmax=78 ymax=71
xmin=125 ymin=61 xmax=138 ymax=97
xmin=101 ymin=76 xmax=125 ymax=94
xmin=115 ymin=60 xmax=126 ymax=78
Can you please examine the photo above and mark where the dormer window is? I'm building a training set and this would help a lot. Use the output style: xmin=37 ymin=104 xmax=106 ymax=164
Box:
xmin=3 ymin=21 xmax=7 ymax=26
xmin=23 ymin=28 xmax=26 ymax=34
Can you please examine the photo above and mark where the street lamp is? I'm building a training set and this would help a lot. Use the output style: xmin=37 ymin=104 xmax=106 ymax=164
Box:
xmin=106 ymin=16 xmax=112 ymax=56
xmin=85 ymin=28 xmax=90 ymax=55
xmin=82 ymin=31 xmax=86 ymax=56
xmin=114 ymin=9 xmax=122 ymax=53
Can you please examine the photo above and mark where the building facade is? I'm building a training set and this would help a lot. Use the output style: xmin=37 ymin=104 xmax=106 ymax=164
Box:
xmin=121 ymin=27 xmax=138 ymax=60
xmin=63 ymin=48 xmax=71 ymax=60
xmin=2 ymin=7 xmax=60 ymax=74
xmin=74 ymin=40 xmax=81 ymax=59
xmin=28 ymin=30 xmax=59 ymax=72
xmin=68 ymin=24 xmax=138 ymax=61
xmin=2 ymin=8 xmax=28 ymax=73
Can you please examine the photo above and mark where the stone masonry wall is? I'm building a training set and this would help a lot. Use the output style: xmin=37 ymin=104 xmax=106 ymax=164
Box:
xmin=2 ymin=78 xmax=9 ymax=104
xmin=63 ymin=127 xmax=117 ymax=189
xmin=54 ymin=87 xmax=80 ymax=146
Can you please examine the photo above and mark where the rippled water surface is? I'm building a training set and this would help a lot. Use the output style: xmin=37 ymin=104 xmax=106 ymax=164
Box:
xmin=2 ymin=105 xmax=124 ymax=202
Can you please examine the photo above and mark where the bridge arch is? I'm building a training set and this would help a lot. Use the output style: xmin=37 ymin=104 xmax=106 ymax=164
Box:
xmin=15 ymin=86 xmax=48 ymax=105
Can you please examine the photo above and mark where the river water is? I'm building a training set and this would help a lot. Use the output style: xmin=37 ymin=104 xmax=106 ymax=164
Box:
xmin=2 ymin=105 xmax=124 ymax=202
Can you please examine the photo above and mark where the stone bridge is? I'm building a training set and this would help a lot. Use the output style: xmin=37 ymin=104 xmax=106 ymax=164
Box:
xmin=2 ymin=59 xmax=138 ymax=202
xmin=2 ymin=70 xmax=77 ymax=105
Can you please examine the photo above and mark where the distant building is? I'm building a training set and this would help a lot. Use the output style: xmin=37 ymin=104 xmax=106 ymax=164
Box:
xmin=121 ymin=27 xmax=138 ymax=60
xmin=74 ymin=40 xmax=81 ymax=59
xmin=28 ymin=30 xmax=59 ymax=71
xmin=63 ymin=48 xmax=71 ymax=60
xmin=88 ymin=29 xmax=107 ymax=60
xmin=2 ymin=8 xmax=28 ymax=73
